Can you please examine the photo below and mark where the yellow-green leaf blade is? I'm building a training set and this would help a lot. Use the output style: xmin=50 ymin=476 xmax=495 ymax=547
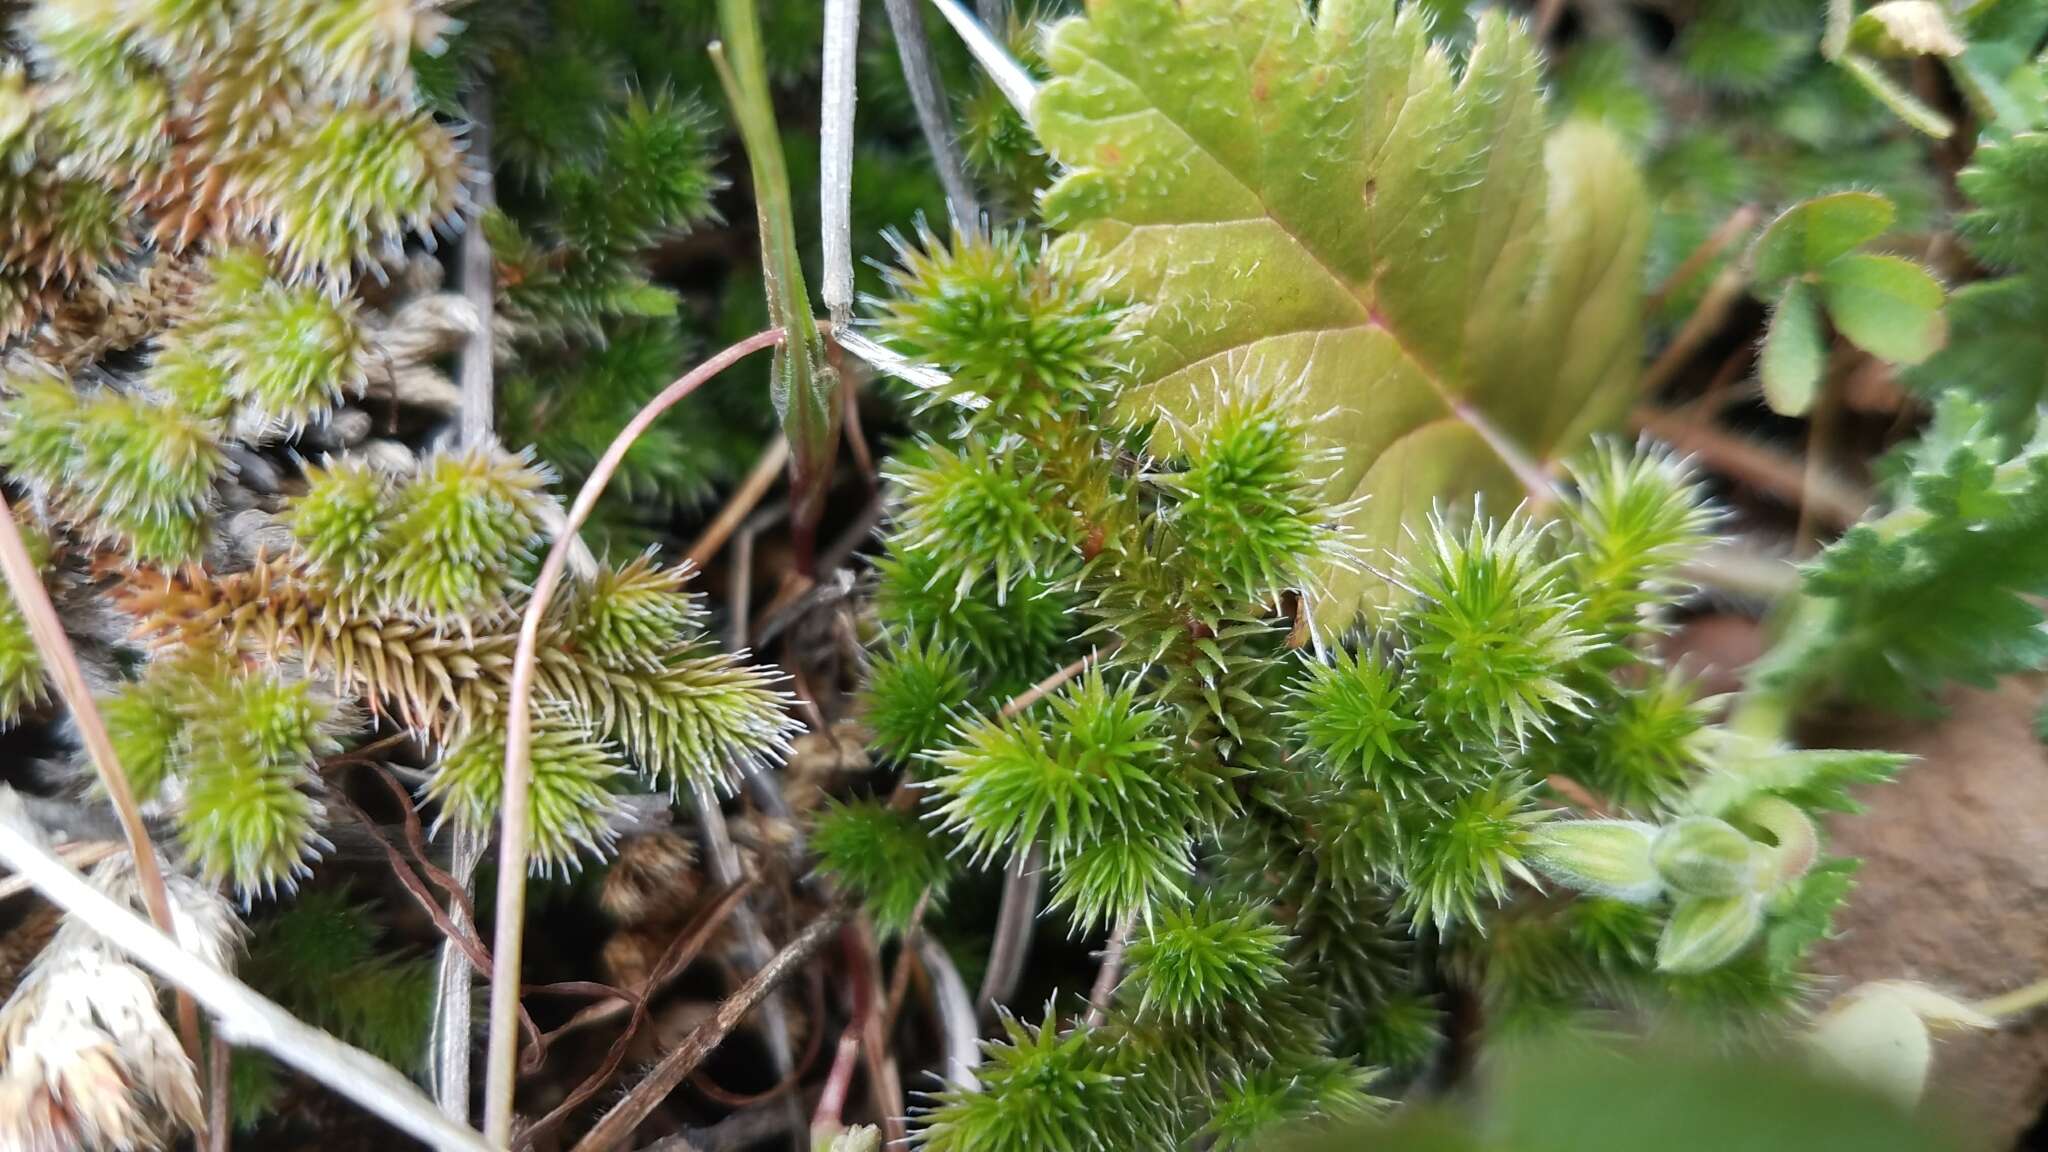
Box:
xmin=1033 ymin=0 xmax=1650 ymax=625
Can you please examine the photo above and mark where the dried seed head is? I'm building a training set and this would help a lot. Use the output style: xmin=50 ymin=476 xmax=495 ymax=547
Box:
xmin=597 ymin=831 xmax=700 ymax=925
xmin=0 ymin=854 xmax=240 ymax=1152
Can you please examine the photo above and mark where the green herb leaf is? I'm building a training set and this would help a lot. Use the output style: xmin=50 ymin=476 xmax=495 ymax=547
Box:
xmin=1817 ymin=253 xmax=1946 ymax=366
xmin=1760 ymin=281 xmax=1826 ymax=415
xmin=1033 ymin=0 xmax=1650 ymax=625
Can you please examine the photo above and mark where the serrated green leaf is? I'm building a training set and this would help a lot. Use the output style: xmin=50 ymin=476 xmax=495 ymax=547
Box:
xmin=1751 ymin=191 xmax=1895 ymax=285
xmin=1760 ymin=281 xmax=1826 ymax=415
xmin=1817 ymin=253 xmax=1946 ymax=365
xmin=1851 ymin=1 xmax=1966 ymax=58
xmin=1903 ymin=273 xmax=2048 ymax=427
xmin=1032 ymin=0 xmax=1649 ymax=625
xmin=1756 ymin=393 xmax=2048 ymax=707
xmin=1957 ymin=131 xmax=2048 ymax=270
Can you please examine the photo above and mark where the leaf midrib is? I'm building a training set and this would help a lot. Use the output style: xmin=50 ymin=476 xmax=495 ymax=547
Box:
xmin=1084 ymin=52 xmax=1518 ymax=470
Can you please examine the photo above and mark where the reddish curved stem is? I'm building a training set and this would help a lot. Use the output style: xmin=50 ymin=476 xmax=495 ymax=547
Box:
xmin=482 ymin=327 xmax=788 ymax=1145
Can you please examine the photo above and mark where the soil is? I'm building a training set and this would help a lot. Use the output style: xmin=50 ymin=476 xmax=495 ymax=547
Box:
xmin=1803 ymin=680 xmax=2048 ymax=1147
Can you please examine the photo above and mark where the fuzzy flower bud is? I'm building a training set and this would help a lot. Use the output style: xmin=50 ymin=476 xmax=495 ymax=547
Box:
xmin=1527 ymin=820 xmax=1663 ymax=904
xmin=1651 ymin=816 xmax=1761 ymax=899
xmin=1656 ymin=892 xmax=1764 ymax=973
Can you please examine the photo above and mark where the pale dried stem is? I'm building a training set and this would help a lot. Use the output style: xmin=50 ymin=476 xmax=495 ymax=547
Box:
xmin=458 ymin=90 xmax=498 ymax=448
xmin=0 ymin=798 xmax=494 ymax=1152
xmin=483 ymin=327 xmax=788 ymax=1145
xmin=929 ymin=0 xmax=1036 ymax=115
xmin=0 ymin=840 xmax=121 ymax=900
xmin=977 ymin=850 xmax=1041 ymax=1019
xmin=881 ymin=0 xmax=981 ymax=228
xmin=0 ymin=494 xmax=205 ymax=1078
xmin=442 ymin=83 xmax=499 ymax=1122
xmin=820 ymin=0 xmax=860 ymax=327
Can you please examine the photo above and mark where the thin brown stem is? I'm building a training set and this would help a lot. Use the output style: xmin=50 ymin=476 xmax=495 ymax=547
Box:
xmin=881 ymin=892 xmax=932 ymax=1033
xmin=484 ymin=327 xmax=789 ymax=1144
xmin=207 ymin=1031 xmax=231 ymax=1152
xmin=1000 ymin=648 xmax=1110 ymax=720
xmin=852 ymin=918 xmax=908 ymax=1145
xmin=1639 ymin=265 xmax=1751 ymax=398
xmin=1084 ymin=910 xmax=1137 ymax=1028
xmin=521 ymin=883 xmax=753 ymax=1148
xmin=687 ymin=436 xmax=790 ymax=569
xmin=570 ymin=901 xmax=852 ymax=1152
xmin=0 ymin=494 xmax=203 ymax=1069
xmin=1645 ymin=204 xmax=1761 ymax=315
xmin=1631 ymin=405 xmax=1870 ymax=528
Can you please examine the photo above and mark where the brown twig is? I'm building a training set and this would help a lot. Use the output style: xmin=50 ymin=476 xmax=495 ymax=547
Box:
xmin=1645 ymin=204 xmax=1762 ymax=316
xmin=1000 ymin=648 xmax=1108 ymax=720
xmin=881 ymin=892 xmax=932 ymax=1033
xmin=521 ymin=882 xmax=754 ymax=1148
xmin=851 ymin=917 xmax=908 ymax=1145
xmin=1543 ymin=774 xmax=1614 ymax=817
xmin=687 ymin=436 xmax=791 ymax=569
xmin=207 ymin=1032 xmax=231 ymax=1152
xmin=689 ymin=966 xmax=829 ymax=1107
xmin=486 ymin=326 xmax=789 ymax=1144
xmin=0 ymin=494 xmax=205 ymax=1074
xmin=570 ymin=901 xmax=853 ymax=1152
xmin=1084 ymin=910 xmax=1137 ymax=1028
xmin=1639 ymin=265 xmax=1751 ymax=398
xmin=1631 ymin=405 xmax=1870 ymax=528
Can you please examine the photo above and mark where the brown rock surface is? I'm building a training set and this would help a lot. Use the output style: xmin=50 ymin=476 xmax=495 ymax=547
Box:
xmin=1804 ymin=680 xmax=2048 ymax=1146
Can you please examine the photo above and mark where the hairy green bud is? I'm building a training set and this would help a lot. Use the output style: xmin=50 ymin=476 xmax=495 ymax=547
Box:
xmin=1656 ymin=892 xmax=1764 ymax=973
xmin=1651 ymin=816 xmax=1762 ymax=899
xmin=1528 ymin=820 xmax=1664 ymax=905
xmin=859 ymin=635 xmax=974 ymax=763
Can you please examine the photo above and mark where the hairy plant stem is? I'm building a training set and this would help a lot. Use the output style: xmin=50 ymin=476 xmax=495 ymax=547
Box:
xmin=1980 ymin=977 xmax=2048 ymax=1020
xmin=484 ymin=326 xmax=788 ymax=1145
xmin=0 ymin=494 xmax=206 ymax=1082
